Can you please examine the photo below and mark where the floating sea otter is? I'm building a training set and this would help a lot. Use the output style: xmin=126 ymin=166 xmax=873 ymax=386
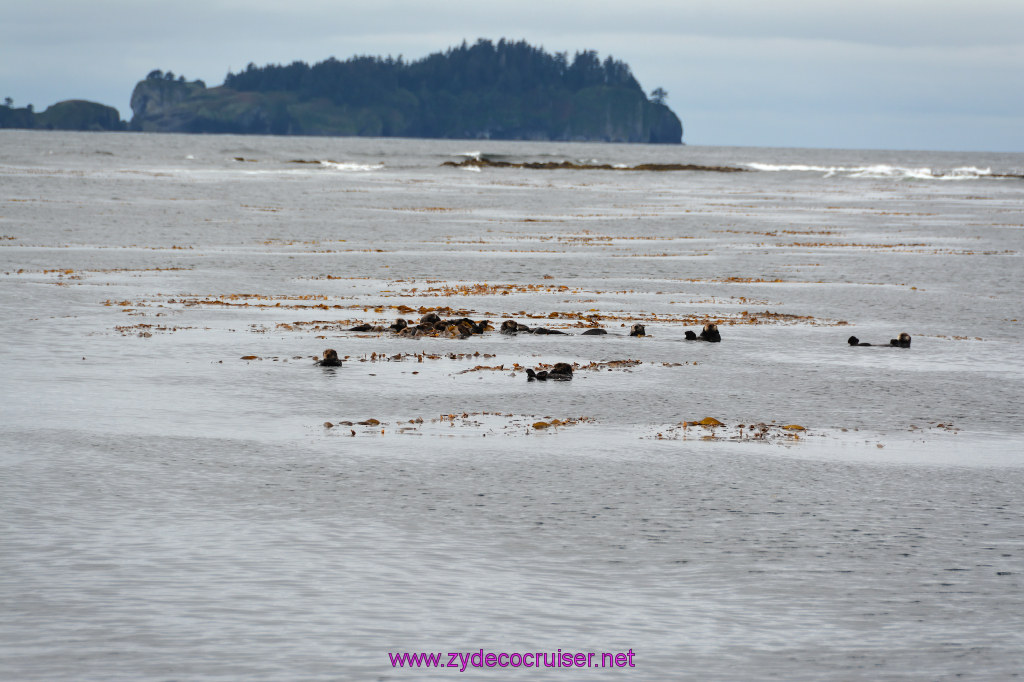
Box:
xmin=500 ymin=319 xmax=522 ymax=334
xmin=848 ymin=333 xmax=911 ymax=348
xmin=684 ymin=323 xmax=721 ymax=342
xmin=630 ymin=324 xmax=646 ymax=337
xmin=499 ymin=319 xmax=565 ymax=335
xmin=526 ymin=362 xmax=574 ymax=381
xmin=581 ymin=328 xmax=607 ymax=335
xmin=892 ymin=332 xmax=912 ymax=347
xmin=318 ymin=349 xmax=343 ymax=367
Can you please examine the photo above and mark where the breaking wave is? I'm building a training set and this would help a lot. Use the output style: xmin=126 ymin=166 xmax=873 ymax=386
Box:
xmin=319 ymin=161 xmax=384 ymax=172
xmin=746 ymin=163 xmax=1007 ymax=180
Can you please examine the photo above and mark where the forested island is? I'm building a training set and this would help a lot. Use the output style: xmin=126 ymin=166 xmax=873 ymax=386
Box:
xmin=131 ymin=40 xmax=682 ymax=143
xmin=0 ymin=98 xmax=125 ymax=131
xmin=3 ymin=40 xmax=682 ymax=143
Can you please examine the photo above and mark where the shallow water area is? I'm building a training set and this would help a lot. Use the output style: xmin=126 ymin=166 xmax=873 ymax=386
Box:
xmin=2 ymin=131 xmax=1024 ymax=680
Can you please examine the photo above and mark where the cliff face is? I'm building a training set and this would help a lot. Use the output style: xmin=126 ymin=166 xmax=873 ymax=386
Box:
xmin=129 ymin=79 xmax=210 ymax=132
xmin=130 ymin=78 xmax=683 ymax=143
xmin=648 ymin=103 xmax=684 ymax=144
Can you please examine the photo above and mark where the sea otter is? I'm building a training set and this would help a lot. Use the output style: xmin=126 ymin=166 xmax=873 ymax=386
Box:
xmin=699 ymin=323 xmax=721 ymax=342
xmin=848 ymin=333 xmax=911 ymax=348
xmin=548 ymin=362 xmax=573 ymax=379
xmin=500 ymin=319 xmax=520 ymax=335
xmin=891 ymin=333 xmax=912 ymax=348
xmin=581 ymin=328 xmax=607 ymax=336
xmin=389 ymin=318 xmax=408 ymax=332
xmin=630 ymin=324 xmax=646 ymax=337
xmin=526 ymin=362 xmax=573 ymax=381
xmin=397 ymin=326 xmax=427 ymax=337
xmin=440 ymin=320 xmax=475 ymax=338
xmin=684 ymin=324 xmax=721 ymax=341
xmin=318 ymin=349 xmax=342 ymax=367
xmin=420 ymin=312 xmax=442 ymax=325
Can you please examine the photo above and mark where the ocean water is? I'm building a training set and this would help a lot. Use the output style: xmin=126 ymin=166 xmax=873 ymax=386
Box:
xmin=1 ymin=130 xmax=1023 ymax=680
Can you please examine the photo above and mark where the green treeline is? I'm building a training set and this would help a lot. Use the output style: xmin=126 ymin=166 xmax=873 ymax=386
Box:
xmin=224 ymin=40 xmax=643 ymax=104
xmin=131 ymin=39 xmax=683 ymax=143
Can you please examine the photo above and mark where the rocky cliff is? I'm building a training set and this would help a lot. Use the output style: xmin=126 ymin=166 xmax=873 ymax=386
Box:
xmin=129 ymin=78 xmax=683 ymax=143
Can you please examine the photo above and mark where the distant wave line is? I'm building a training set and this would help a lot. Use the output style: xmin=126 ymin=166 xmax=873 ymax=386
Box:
xmin=319 ymin=161 xmax=384 ymax=172
xmin=744 ymin=162 xmax=1018 ymax=180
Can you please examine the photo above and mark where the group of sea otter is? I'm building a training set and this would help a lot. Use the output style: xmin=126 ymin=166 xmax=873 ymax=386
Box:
xmin=348 ymin=312 xmax=725 ymax=343
xmin=848 ymin=333 xmax=912 ymax=348
xmin=319 ymin=312 xmax=910 ymax=379
xmin=348 ymin=312 xmax=489 ymax=338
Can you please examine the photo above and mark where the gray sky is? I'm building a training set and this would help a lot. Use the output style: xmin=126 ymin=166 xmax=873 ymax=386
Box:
xmin=3 ymin=0 xmax=1022 ymax=151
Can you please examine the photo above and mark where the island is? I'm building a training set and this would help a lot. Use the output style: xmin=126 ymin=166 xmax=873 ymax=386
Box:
xmin=129 ymin=39 xmax=683 ymax=143
xmin=0 ymin=99 xmax=125 ymax=131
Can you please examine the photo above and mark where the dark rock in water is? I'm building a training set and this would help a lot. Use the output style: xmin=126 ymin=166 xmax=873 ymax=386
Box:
xmin=526 ymin=362 xmax=573 ymax=381
xmin=581 ymin=328 xmax=607 ymax=335
xmin=318 ymin=349 xmax=342 ymax=367
xmin=630 ymin=323 xmax=646 ymax=337
xmin=442 ymin=159 xmax=748 ymax=172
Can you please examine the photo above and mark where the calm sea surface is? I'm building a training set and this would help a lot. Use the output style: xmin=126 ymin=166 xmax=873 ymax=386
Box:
xmin=2 ymin=130 xmax=1023 ymax=680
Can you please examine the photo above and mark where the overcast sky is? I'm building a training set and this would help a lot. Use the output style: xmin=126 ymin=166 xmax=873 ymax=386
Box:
xmin=3 ymin=0 xmax=1022 ymax=151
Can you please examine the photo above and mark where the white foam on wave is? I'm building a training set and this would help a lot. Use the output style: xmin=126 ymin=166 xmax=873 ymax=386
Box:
xmin=319 ymin=161 xmax=384 ymax=172
xmin=747 ymin=162 xmax=994 ymax=180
